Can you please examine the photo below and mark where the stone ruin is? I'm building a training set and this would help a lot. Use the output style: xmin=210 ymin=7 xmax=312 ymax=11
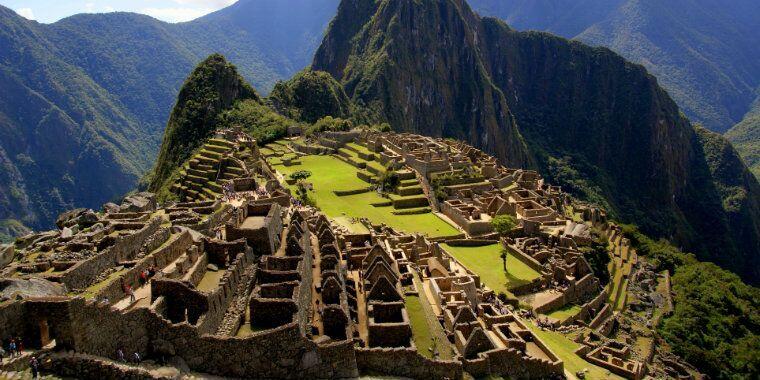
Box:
xmin=0 ymin=131 xmax=686 ymax=379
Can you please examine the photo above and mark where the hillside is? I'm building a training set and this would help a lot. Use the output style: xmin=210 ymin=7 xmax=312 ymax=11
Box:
xmin=148 ymin=54 xmax=258 ymax=194
xmin=468 ymin=0 xmax=760 ymax=134
xmin=0 ymin=0 xmax=338 ymax=233
xmin=726 ymin=97 xmax=760 ymax=178
xmin=312 ymin=0 xmax=760 ymax=284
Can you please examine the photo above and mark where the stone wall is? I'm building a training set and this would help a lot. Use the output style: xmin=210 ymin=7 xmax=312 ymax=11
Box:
xmin=61 ymin=218 xmax=161 ymax=291
xmin=355 ymin=347 xmax=462 ymax=380
xmin=535 ymin=274 xmax=600 ymax=314
xmin=97 ymin=231 xmax=194 ymax=302
xmin=562 ymin=289 xmax=609 ymax=326
xmin=43 ymin=352 xmax=168 ymax=380
xmin=464 ymin=347 xmax=563 ymax=379
xmin=0 ymin=300 xmax=24 ymax=343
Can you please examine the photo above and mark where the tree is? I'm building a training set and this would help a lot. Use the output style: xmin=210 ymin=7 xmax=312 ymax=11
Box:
xmin=492 ymin=214 xmax=518 ymax=236
xmin=500 ymin=249 xmax=508 ymax=272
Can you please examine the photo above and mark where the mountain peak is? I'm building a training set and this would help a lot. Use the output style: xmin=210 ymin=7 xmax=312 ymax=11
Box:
xmin=148 ymin=54 xmax=258 ymax=192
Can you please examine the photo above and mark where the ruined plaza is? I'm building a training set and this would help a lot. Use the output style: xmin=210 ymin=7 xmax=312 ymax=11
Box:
xmin=0 ymin=129 xmax=697 ymax=379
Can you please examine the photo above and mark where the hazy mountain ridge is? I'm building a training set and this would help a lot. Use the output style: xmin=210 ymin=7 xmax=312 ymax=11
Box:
xmin=468 ymin=0 xmax=760 ymax=134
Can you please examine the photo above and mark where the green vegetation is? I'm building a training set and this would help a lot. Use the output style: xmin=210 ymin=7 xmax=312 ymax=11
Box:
xmin=272 ymin=154 xmax=458 ymax=237
xmin=525 ymin=322 xmax=622 ymax=380
xmin=217 ymin=99 xmax=296 ymax=145
xmin=440 ymin=243 xmax=541 ymax=293
xmin=313 ymin=0 xmax=760 ymax=288
xmin=308 ymin=116 xmax=353 ymax=135
xmin=726 ymin=102 xmax=760 ymax=179
xmin=0 ymin=1 xmax=338 ymax=230
xmin=491 ymin=214 xmax=517 ymax=236
xmin=289 ymin=170 xmax=312 ymax=181
xmin=0 ymin=219 xmax=29 ymax=243
xmin=404 ymin=294 xmax=436 ymax=358
xmin=149 ymin=54 xmax=258 ymax=193
xmin=544 ymin=304 xmax=582 ymax=321
xmin=622 ymin=225 xmax=760 ymax=379
xmin=469 ymin=0 xmax=759 ymax=133
xmin=580 ymin=231 xmax=611 ymax=286
xmin=269 ymin=69 xmax=353 ymax=123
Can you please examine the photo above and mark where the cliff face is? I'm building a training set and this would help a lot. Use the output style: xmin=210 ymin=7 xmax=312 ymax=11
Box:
xmin=313 ymin=0 xmax=533 ymax=168
xmin=149 ymin=55 xmax=258 ymax=192
xmin=313 ymin=0 xmax=760 ymax=283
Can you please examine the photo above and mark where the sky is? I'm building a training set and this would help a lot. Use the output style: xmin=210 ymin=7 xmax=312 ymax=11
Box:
xmin=0 ymin=0 xmax=238 ymax=23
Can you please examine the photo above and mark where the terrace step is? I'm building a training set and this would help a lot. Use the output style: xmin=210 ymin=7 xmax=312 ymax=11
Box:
xmin=187 ymin=168 xmax=214 ymax=179
xmin=389 ymin=194 xmax=429 ymax=209
xmin=202 ymin=187 xmax=221 ymax=199
xmin=392 ymin=207 xmax=432 ymax=215
xmin=396 ymin=170 xmax=416 ymax=180
xmin=199 ymin=149 xmax=223 ymax=160
xmin=206 ymin=143 xmax=233 ymax=154
xmin=207 ymin=181 xmax=223 ymax=193
xmin=397 ymin=185 xmax=423 ymax=196
xmin=209 ymin=138 xmax=235 ymax=148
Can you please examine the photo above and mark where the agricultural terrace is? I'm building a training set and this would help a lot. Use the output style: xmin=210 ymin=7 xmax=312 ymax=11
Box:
xmin=440 ymin=243 xmax=541 ymax=294
xmin=270 ymin=152 xmax=459 ymax=237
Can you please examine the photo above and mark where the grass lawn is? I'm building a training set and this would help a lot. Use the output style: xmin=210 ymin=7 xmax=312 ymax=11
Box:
xmin=441 ymin=244 xmax=541 ymax=293
xmin=545 ymin=304 xmax=582 ymax=321
xmin=273 ymin=155 xmax=459 ymax=237
xmin=525 ymin=322 xmax=623 ymax=380
xmin=405 ymin=294 xmax=436 ymax=357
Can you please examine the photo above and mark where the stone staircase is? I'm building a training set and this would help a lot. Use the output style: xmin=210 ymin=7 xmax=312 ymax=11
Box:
xmin=171 ymin=138 xmax=248 ymax=202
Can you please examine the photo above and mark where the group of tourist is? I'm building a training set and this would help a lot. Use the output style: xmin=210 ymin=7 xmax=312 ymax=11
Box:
xmin=116 ymin=348 xmax=141 ymax=364
xmin=0 ymin=336 xmax=23 ymax=362
xmin=222 ymin=182 xmax=238 ymax=201
xmin=137 ymin=265 xmax=158 ymax=286
xmin=0 ymin=337 xmax=42 ymax=378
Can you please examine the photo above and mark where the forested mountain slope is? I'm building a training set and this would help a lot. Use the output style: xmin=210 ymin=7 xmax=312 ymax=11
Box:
xmin=468 ymin=0 xmax=760 ymax=134
xmin=0 ymin=0 xmax=339 ymax=234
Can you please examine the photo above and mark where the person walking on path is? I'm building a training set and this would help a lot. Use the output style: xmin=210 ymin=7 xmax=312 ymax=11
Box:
xmin=126 ymin=284 xmax=136 ymax=303
xmin=8 ymin=339 xmax=16 ymax=358
xmin=29 ymin=356 xmax=39 ymax=379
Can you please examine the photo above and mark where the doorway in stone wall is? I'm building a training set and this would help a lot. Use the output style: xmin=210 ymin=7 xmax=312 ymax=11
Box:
xmin=38 ymin=319 xmax=51 ymax=347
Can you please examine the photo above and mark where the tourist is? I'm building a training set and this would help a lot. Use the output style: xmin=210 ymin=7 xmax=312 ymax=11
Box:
xmin=133 ymin=352 xmax=141 ymax=363
xmin=17 ymin=336 xmax=23 ymax=353
xmin=117 ymin=348 xmax=125 ymax=362
xmin=101 ymin=297 xmax=110 ymax=305
xmin=139 ymin=269 xmax=148 ymax=285
xmin=8 ymin=338 xmax=16 ymax=358
xmin=29 ymin=356 xmax=39 ymax=379
xmin=126 ymin=285 xmax=136 ymax=303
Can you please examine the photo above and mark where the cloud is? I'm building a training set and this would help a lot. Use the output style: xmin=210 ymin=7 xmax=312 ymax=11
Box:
xmin=16 ymin=8 xmax=35 ymax=20
xmin=141 ymin=7 xmax=210 ymax=23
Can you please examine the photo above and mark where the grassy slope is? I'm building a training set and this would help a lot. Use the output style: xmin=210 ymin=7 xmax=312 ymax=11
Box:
xmin=440 ymin=243 xmax=541 ymax=293
xmin=272 ymin=154 xmax=459 ymax=237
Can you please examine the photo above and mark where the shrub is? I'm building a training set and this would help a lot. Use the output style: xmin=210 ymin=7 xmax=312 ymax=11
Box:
xmin=491 ymin=214 xmax=518 ymax=236
xmin=289 ymin=170 xmax=312 ymax=181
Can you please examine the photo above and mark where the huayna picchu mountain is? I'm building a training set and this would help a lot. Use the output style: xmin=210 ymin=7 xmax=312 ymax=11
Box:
xmin=312 ymin=0 xmax=760 ymax=284
xmin=148 ymin=54 xmax=258 ymax=194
